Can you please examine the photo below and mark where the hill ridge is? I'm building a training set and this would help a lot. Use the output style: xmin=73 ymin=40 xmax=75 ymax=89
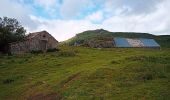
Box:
xmin=63 ymin=29 xmax=170 ymax=48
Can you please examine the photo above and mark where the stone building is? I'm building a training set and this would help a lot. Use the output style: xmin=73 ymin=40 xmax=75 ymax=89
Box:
xmin=9 ymin=31 xmax=58 ymax=54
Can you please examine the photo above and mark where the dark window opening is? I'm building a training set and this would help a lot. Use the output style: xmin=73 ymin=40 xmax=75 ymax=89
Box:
xmin=43 ymin=35 xmax=46 ymax=38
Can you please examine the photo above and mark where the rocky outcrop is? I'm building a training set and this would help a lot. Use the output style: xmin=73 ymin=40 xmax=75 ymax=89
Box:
xmin=83 ymin=39 xmax=115 ymax=48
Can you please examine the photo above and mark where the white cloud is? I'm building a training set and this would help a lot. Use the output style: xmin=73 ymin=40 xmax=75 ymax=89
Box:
xmin=0 ymin=0 xmax=39 ymax=31
xmin=102 ymin=0 xmax=170 ymax=35
xmin=30 ymin=16 xmax=101 ymax=41
xmin=33 ymin=0 xmax=57 ymax=9
xmin=86 ymin=11 xmax=103 ymax=22
xmin=22 ymin=0 xmax=170 ymax=41
xmin=60 ymin=0 xmax=93 ymax=18
xmin=0 ymin=0 xmax=170 ymax=42
xmin=33 ymin=0 xmax=61 ymax=18
xmin=103 ymin=0 xmax=162 ymax=15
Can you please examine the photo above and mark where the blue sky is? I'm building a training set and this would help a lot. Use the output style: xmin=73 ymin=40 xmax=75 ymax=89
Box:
xmin=0 ymin=0 xmax=170 ymax=41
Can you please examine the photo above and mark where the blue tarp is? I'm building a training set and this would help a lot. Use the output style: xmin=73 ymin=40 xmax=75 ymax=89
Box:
xmin=114 ymin=38 xmax=131 ymax=47
xmin=140 ymin=39 xmax=160 ymax=47
xmin=114 ymin=38 xmax=160 ymax=47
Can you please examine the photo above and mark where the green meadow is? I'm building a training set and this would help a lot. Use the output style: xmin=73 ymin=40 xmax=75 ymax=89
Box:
xmin=0 ymin=46 xmax=170 ymax=100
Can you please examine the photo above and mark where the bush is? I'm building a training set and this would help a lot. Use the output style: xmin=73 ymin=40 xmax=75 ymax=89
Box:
xmin=30 ymin=50 xmax=43 ymax=54
xmin=47 ymin=48 xmax=60 ymax=52
xmin=111 ymin=60 xmax=119 ymax=64
xmin=3 ymin=79 xmax=14 ymax=84
xmin=142 ymin=73 xmax=153 ymax=81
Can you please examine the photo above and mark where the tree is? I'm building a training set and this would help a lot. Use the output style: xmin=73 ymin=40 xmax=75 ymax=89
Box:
xmin=0 ymin=17 xmax=26 ymax=53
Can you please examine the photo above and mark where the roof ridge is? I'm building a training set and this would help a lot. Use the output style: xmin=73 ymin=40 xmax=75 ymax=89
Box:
xmin=27 ymin=30 xmax=48 ymax=39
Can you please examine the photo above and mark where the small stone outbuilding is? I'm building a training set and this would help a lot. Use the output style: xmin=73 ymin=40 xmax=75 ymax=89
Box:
xmin=9 ymin=31 xmax=58 ymax=54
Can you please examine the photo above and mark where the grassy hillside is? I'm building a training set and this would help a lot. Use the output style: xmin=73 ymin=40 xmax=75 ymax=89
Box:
xmin=64 ymin=29 xmax=170 ymax=48
xmin=0 ymin=46 xmax=170 ymax=99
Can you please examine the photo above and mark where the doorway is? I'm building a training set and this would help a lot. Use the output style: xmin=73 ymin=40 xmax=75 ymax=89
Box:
xmin=41 ymin=40 xmax=47 ymax=52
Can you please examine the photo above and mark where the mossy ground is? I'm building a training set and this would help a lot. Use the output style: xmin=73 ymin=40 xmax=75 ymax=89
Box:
xmin=0 ymin=46 xmax=170 ymax=100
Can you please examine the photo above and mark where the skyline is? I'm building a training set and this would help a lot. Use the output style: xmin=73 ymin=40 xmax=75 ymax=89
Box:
xmin=0 ymin=0 xmax=170 ymax=41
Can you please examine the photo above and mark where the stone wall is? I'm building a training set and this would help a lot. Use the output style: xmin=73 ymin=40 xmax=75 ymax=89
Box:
xmin=84 ymin=40 xmax=115 ymax=48
xmin=10 ymin=41 xmax=30 ymax=54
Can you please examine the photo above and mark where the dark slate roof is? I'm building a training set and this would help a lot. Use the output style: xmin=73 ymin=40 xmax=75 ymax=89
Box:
xmin=114 ymin=38 xmax=160 ymax=47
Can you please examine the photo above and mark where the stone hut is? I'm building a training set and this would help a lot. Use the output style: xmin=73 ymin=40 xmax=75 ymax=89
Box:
xmin=9 ymin=31 xmax=58 ymax=54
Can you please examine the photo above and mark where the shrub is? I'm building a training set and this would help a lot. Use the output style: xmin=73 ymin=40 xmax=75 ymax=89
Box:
xmin=111 ymin=60 xmax=119 ymax=64
xmin=47 ymin=48 xmax=60 ymax=52
xmin=30 ymin=50 xmax=43 ymax=54
xmin=2 ymin=79 xmax=14 ymax=84
xmin=142 ymin=73 xmax=153 ymax=81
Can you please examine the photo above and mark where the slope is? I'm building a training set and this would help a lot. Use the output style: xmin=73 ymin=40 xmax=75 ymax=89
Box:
xmin=0 ymin=46 xmax=170 ymax=99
